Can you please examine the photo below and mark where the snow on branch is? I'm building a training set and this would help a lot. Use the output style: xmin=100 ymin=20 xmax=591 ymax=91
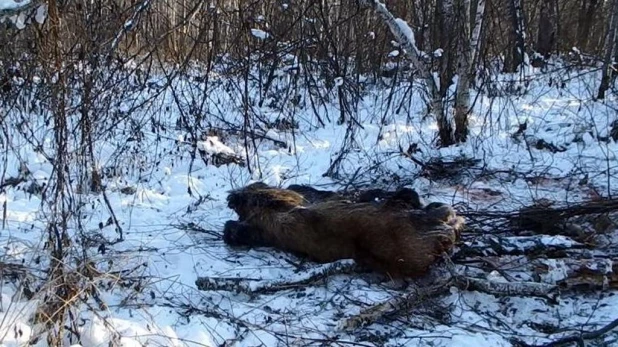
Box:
xmin=340 ymin=270 xmax=558 ymax=331
xmin=358 ymin=0 xmax=446 ymax=127
xmin=521 ymin=317 xmax=618 ymax=347
xmin=340 ymin=280 xmax=451 ymax=331
xmin=109 ymin=0 xmax=152 ymax=54
xmin=358 ymin=0 xmax=424 ymax=59
xmin=358 ymin=0 xmax=437 ymax=91
xmin=0 ymin=0 xmax=46 ymax=29
xmin=453 ymin=275 xmax=558 ymax=298
xmin=0 ymin=0 xmax=35 ymax=14
xmin=195 ymin=260 xmax=361 ymax=296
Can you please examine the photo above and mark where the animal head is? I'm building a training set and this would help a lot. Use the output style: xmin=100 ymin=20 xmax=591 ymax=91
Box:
xmin=422 ymin=202 xmax=465 ymax=241
xmin=227 ymin=182 xmax=304 ymax=221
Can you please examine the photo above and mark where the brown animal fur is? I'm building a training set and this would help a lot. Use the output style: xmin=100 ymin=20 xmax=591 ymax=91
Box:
xmin=286 ymin=184 xmax=424 ymax=209
xmin=286 ymin=184 xmax=344 ymax=204
xmin=224 ymin=183 xmax=464 ymax=278
xmin=227 ymin=182 xmax=305 ymax=221
xmin=227 ymin=183 xmax=424 ymax=219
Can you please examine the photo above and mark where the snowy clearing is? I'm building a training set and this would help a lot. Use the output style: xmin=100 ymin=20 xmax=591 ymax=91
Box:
xmin=0 ymin=63 xmax=618 ymax=347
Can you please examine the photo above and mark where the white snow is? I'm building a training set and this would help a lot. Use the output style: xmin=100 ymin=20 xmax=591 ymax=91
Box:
xmin=250 ymin=28 xmax=269 ymax=40
xmin=388 ymin=49 xmax=400 ymax=58
xmin=196 ymin=136 xmax=236 ymax=156
xmin=34 ymin=3 xmax=46 ymax=24
xmin=0 ymin=61 xmax=617 ymax=347
xmin=394 ymin=18 xmax=416 ymax=46
xmin=0 ymin=0 xmax=29 ymax=11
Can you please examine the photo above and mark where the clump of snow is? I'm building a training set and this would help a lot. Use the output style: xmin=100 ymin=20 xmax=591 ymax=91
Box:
xmin=387 ymin=49 xmax=399 ymax=58
xmin=250 ymin=28 xmax=270 ymax=40
xmin=34 ymin=3 xmax=46 ymax=23
xmin=196 ymin=136 xmax=235 ymax=156
xmin=0 ymin=0 xmax=30 ymax=11
xmin=394 ymin=17 xmax=416 ymax=45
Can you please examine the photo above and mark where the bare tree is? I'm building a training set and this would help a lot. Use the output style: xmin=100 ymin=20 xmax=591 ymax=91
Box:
xmin=503 ymin=0 xmax=528 ymax=73
xmin=454 ymin=0 xmax=485 ymax=142
xmin=535 ymin=0 xmax=556 ymax=60
xmin=576 ymin=0 xmax=599 ymax=52
xmin=360 ymin=0 xmax=485 ymax=145
xmin=597 ymin=0 xmax=618 ymax=100
xmin=358 ymin=0 xmax=451 ymax=145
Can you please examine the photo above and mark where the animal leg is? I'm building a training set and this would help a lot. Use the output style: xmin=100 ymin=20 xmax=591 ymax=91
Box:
xmin=222 ymin=220 xmax=270 ymax=247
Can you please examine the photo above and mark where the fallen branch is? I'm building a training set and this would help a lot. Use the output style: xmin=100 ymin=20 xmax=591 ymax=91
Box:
xmin=339 ymin=280 xmax=452 ymax=331
xmin=522 ymin=316 xmax=618 ymax=347
xmin=195 ymin=260 xmax=362 ymax=296
xmin=453 ymin=275 xmax=558 ymax=299
xmin=460 ymin=198 xmax=618 ymax=236
xmin=0 ymin=176 xmax=26 ymax=190
xmin=339 ymin=269 xmax=559 ymax=331
xmin=456 ymin=234 xmax=585 ymax=259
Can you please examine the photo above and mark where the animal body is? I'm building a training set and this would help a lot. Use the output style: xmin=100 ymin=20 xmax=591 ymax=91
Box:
xmin=227 ymin=182 xmax=305 ymax=221
xmin=286 ymin=184 xmax=424 ymax=209
xmin=223 ymin=182 xmax=464 ymax=278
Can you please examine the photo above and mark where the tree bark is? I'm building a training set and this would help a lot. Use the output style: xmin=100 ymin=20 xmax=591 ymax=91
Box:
xmin=577 ymin=0 xmax=599 ymax=52
xmin=453 ymin=0 xmax=473 ymax=143
xmin=597 ymin=0 xmax=618 ymax=100
xmin=536 ymin=0 xmax=556 ymax=59
xmin=503 ymin=0 xmax=528 ymax=73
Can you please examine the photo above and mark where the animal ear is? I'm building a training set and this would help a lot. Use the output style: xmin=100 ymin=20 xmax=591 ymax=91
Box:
xmin=423 ymin=202 xmax=456 ymax=222
xmin=356 ymin=189 xmax=384 ymax=202
xmin=247 ymin=181 xmax=269 ymax=189
xmin=389 ymin=188 xmax=423 ymax=208
xmin=424 ymin=202 xmax=447 ymax=209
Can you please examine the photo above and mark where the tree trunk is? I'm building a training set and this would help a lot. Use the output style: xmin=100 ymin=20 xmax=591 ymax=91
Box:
xmin=433 ymin=0 xmax=457 ymax=146
xmin=536 ymin=0 xmax=556 ymax=59
xmin=453 ymin=0 xmax=473 ymax=143
xmin=577 ymin=0 xmax=599 ymax=52
xmin=597 ymin=0 xmax=618 ymax=100
xmin=503 ymin=0 xmax=528 ymax=73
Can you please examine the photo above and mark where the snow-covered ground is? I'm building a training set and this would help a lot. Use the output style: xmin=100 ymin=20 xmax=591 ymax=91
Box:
xmin=0 ymin=63 xmax=617 ymax=347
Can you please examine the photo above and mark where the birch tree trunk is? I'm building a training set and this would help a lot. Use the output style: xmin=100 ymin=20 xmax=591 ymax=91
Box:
xmin=453 ymin=0 xmax=471 ymax=143
xmin=597 ymin=0 xmax=618 ymax=100
xmin=469 ymin=0 xmax=485 ymax=69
